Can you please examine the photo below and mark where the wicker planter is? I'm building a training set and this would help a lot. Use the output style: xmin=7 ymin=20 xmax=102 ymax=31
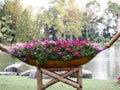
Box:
xmin=23 ymin=56 xmax=95 ymax=68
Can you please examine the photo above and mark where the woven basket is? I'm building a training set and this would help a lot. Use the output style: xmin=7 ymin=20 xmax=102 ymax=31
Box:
xmin=23 ymin=56 xmax=95 ymax=68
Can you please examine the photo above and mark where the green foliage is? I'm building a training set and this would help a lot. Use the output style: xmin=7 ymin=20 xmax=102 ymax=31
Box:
xmin=0 ymin=0 xmax=35 ymax=43
xmin=0 ymin=15 xmax=15 ymax=43
xmin=4 ymin=0 xmax=22 ymax=22
xmin=0 ymin=0 xmax=23 ymax=43
xmin=82 ymin=0 xmax=101 ymax=42
xmin=35 ymin=0 xmax=84 ymax=40
xmin=16 ymin=8 xmax=33 ymax=42
xmin=33 ymin=8 xmax=47 ymax=40
xmin=102 ymin=1 xmax=120 ymax=43
xmin=106 ymin=1 xmax=120 ymax=17
xmin=0 ymin=0 xmax=119 ymax=44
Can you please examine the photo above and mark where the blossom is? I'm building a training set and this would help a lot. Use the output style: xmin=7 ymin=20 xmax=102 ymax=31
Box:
xmin=117 ymin=76 xmax=120 ymax=81
xmin=23 ymin=57 xmax=27 ymax=61
xmin=66 ymin=48 xmax=71 ymax=52
xmin=10 ymin=40 xmax=101 ymax=64
xmin=74 ymin=52 xmax=80 ymax=57
xmin=57 ymin=51 xmax=62 ymax=55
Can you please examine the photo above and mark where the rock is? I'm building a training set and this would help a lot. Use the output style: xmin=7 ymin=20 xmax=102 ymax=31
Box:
xmin=29 ymin=69 xmax=37 ymax=79
xmin=4 ymin=63 xmax=24 ymax=73
xmin=0 ymin=72 xmax=17 ymax=75
xmin=20 ymin=69 xmax=37 ymax=79
xmin=20 ymin=70 xmax=33 ymax=76
xmin=70 ymin=69 xmax=92 ymax=78
xmin=82 ymin=69 xmax=92 ymax=78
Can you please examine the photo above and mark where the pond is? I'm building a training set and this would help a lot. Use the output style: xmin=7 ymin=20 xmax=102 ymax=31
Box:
xmin=0 ymin=46 xmax=120 ymax=80
xmin=84 ymin=46 xmax=120 ymax=80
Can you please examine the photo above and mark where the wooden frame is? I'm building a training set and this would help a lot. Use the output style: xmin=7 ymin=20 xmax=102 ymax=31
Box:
xmin=37 ymin=66 xmax=82 ymax=90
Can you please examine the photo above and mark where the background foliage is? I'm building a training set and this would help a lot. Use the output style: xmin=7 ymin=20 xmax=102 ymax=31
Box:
xmin=0 ymin=0 xmax=120 ymax=43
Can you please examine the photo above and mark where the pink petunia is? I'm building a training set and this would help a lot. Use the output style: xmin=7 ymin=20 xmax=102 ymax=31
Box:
xmin=74 ymin=52 xmax=80 ymax=57
xmin=66 ymin=48 xmax=71 ymax=52
xmin=57 ymin=51 xmax=62 ymax=55
xmin=23 ymin=57 xmax=27 ymax=61
xmin=117 ymin=76 xmax=120 ymax=81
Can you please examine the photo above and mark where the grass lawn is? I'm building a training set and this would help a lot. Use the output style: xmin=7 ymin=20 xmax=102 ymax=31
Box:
xmin=0 ymin=75 xmax=120 ymax=90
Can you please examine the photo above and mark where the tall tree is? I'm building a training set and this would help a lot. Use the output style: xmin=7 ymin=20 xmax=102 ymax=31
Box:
xmin=0 ymin=0 xmax=23 ymax=43
xmin=104 ymin=1 xmax=120 ymax=38
xmin=35 ymin=0 xmax=84 ymax=40
xmin=16 ymin=7 xmax=33 ymax=42
xmin=83 ymin=0 xmax=102 ymax=42
xmin=0 ymin=15 xmax=16 ymax=43
xmin=1 ymin=0 xmax=35 ymax=43
xmin=4 ymin=0 xmax=22 ymax=23
xmin=33 ymin=8 xmax=47 ymax=40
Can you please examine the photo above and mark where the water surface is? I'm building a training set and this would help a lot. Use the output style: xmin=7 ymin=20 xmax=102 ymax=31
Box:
xmin=84 ymin=46 xmax=120 ymax=80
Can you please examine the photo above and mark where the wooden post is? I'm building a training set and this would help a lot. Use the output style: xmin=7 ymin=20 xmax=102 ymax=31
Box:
xmin=77 ymin=66 xmax=82 ymax=90
xmin=37 ymin=67 xmax=43 ymax=90
xmin=40 ymin=68 xmax=79 ymax=88
xmin=37 ymin=66 xmax=82 ymax=90
xmin=42 ymin=67 xmax=79 ymax=89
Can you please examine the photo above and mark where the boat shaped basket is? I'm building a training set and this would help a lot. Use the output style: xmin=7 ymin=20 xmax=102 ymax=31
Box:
xmin=22 ymin=56 xmax=95 ymax=68
xmin=0 ymin=32 xmax=120 ymax=68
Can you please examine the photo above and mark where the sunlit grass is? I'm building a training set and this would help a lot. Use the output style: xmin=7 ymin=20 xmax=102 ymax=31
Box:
xmin=0 ymin=75 xmax=120 ymax=90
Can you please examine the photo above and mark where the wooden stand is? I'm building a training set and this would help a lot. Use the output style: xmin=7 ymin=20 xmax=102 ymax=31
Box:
xmin=37 ymin=66 xmax=82 ymax=90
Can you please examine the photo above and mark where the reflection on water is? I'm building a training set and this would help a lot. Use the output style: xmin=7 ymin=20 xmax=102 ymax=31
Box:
xmin=0 ymin=46 xmax=120 ymax=80
xmin=84 ymin=46 xmax=120 ymax=80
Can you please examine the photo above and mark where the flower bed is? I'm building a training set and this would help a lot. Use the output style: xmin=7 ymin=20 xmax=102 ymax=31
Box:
xmin=10 ymin=40 xmax=101 ymax=65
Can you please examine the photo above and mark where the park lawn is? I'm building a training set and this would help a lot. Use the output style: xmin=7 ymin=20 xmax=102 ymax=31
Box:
xmin=0 ymin=75 xmax=120 ymax=90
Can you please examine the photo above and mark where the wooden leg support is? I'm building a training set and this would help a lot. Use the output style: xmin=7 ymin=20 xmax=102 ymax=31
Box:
xmin=77 ymin=66 xmax=82 ymax=90
xmin=37 ymin=66 xmax=82 ymax=90
xmin=37 ymin=67 xmax=43 ymax=90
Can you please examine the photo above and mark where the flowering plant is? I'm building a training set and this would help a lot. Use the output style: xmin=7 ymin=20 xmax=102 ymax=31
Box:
xmin=117 ymin=76 xmax=120 ymax=83
xmin=10 ymin=40 xmax=101 ymax=64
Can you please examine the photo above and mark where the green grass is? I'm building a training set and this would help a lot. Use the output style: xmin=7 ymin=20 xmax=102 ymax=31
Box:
xmin=0 ymin=75 xmax=120 ymax=90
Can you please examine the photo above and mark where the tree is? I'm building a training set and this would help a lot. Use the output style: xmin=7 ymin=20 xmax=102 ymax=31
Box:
xmin=4 ymin=0 xmax=22 ymax=23
xmin=0 ymin=0 xmax=35 ymax=43
xmin=104 ymin=1 xmax=120 ymax=38
xmin=0 ymin=0 xmax=23 ymax=43
xmin=34 ymin=0 xmax=84 ymax=40
xmin=16 ymin=7 xmax=34 ymax=42
xmin=82 ymin=0 xmax=102 ymax=42
xmin=0 ymin=0 xmax=18 ymax=43
xmin=0 ymin=0 xmax=4 ymax=18
xmin=33 ymin=8 xmax=48 ymax=40
xmin=94 ymin=1 xmax=120 ymax=43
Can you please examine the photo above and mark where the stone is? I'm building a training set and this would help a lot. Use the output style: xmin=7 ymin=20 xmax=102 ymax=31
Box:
xmin=29 ymin=69 xmax=37 ymax=79
xmin=20 ymin=69 xmax=37 ymax=79
xmin=0 ymin=72 xmax=17 ymax=75
xmin=20 ymin=70 xmax=33 ymax=76
xmin=70 ymin=69 xmax=92 ymax=78
xmin=82 ymin=69 xmax=92 ymax=78
xmin=4 ymin=63 xmax=24 ymax=73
